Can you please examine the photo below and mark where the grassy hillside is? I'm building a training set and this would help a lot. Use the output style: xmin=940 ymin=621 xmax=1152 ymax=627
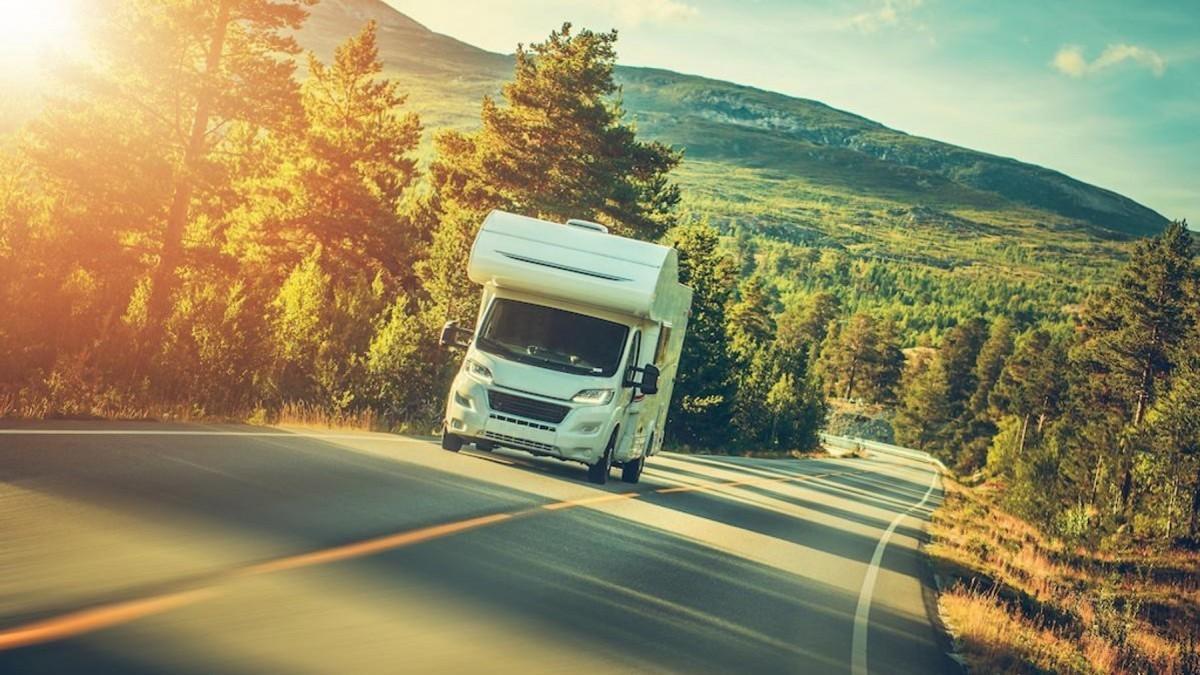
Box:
xmin=0 ymin=0 xmax=1158 ymax=340
xmin=300 ymin=0 xmax=1165 ymax=244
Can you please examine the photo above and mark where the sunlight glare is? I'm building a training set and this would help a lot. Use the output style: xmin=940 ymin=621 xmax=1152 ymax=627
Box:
xmin=0 ymin=0 xmax=78 ymax=62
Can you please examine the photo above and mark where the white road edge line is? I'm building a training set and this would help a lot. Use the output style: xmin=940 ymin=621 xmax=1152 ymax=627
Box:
xmin=0 ymin=430 xmax=420 ymax=441
xmin=850 ymin=464 xmax=941 ymax=675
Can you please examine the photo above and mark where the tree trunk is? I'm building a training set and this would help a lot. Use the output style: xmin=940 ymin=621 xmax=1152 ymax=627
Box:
xmin=1121 ymin=359 xmax=1156 ymax=511
xmin=1036 ymin=395 xmax=1050 ymax=434
xmin=1165 ymin=478 xmax=1179 ymax=540
xmin=1017 ymin=414 xmax=1030 ymax=456
xmin=1133 ymin=360 xmax=1153 ymax=427
xmin=1119 ymin=461 xmax=1134 ymax=512
xmin=144 ymin=0 xmax=234 ymax=338
xmin=1191 ymin=463 xmax=1200 ymax=539
xmin=843 ymin=359 xmax=858 ymax=400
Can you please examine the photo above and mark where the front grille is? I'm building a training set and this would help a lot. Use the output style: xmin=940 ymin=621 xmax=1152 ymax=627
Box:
xmin=487 ymin=390 xmax=570 ymax=424
xmin=484 ymin=430 xmax=557 ymax=453
xmin=489 ymin=413 xmax=556 ymax=432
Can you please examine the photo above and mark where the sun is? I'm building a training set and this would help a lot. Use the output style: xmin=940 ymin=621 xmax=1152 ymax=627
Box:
xmin=0 ymin=0 xmax=78 ymax=62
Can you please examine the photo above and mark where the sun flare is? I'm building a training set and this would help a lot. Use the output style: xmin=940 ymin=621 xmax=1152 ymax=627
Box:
xmin=0 ymin=0 xmax=78 ymax=61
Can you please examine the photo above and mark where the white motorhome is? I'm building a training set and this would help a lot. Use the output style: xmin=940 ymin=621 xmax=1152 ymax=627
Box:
xmin=439 ymin=210 xmax=692 ymax=484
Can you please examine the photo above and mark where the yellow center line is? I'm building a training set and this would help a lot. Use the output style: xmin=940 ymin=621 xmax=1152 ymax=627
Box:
xmin=241 ymin=513 xmax=516 ymax=576
xmin=541 ymin=491 xmax=643 ymax=510
xmin=0 ymin=464 xmax=870 ymax=652
xmin=0 ymin=588 xmax=218 ymax=652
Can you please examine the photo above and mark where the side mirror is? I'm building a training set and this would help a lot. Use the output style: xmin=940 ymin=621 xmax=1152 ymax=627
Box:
xmin=640 ymin=364 xmax=660 ymax=396
xmin=439 ymin=321 xmax=473 ymax=349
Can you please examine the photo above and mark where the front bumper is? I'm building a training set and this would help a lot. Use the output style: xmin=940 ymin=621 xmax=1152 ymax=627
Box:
xmin=443 ymin=374 xmax=614 ymax=465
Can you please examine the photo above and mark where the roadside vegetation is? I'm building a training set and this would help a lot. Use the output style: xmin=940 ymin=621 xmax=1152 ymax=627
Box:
xmin=930 ymin=478 xmax=1200 ymax=674
xmin=903 ymin=221 xmax=1200 ymax=670
xmin=894 ymin=223 xmax=1200 ymax=543
xmin=0 ymin=2 xmax=829 ymax=453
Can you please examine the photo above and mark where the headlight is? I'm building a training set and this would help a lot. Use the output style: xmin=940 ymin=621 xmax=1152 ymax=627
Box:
xmin=465 ymin=358 xmax=493 ymax=381
xmin=572 ymin=389 xmax=614 ymax=405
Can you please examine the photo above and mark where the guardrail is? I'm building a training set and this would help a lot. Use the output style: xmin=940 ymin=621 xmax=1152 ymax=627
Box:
xmin=820 ymin=433 xmax=949 ymax=473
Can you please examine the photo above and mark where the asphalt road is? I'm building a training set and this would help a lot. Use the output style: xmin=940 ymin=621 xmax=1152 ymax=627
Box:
xmin=0 ymin=422 xmax=954 ymax=674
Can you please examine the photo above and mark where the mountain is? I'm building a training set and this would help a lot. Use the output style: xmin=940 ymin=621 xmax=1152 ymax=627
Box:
xmin=300 ymin=0 xmax=1167 ymax=241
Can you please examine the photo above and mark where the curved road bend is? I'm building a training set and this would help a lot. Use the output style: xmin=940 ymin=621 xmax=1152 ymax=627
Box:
xmin=0 ymin=423 xmax=957 ymax=674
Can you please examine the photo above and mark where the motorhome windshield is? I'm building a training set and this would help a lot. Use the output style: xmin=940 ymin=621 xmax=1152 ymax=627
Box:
xmin=477 ymin=299 xmax=629 ymax=377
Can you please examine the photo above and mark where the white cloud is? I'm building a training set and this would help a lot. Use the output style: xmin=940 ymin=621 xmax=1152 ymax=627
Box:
xmin=1093 ymin=44 xmax=1166 ymax=76
xmin=609 ymin=0 xmax=698 ymax=26
xmin=1052 ymin=45 xmax=1088 ymax=77
xmin=848 ymin=0 xmax=923 ymax=33
xmin=1052 ymin=43 xmax=1166 ymax=78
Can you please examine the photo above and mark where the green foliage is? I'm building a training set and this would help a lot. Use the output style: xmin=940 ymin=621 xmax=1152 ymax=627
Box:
xmin=417 ymin=22 xmax=683 ymax=327
xmin=425 ymin=23 xmax=681 ymax=235
xmin=2 ymin=0 xmax=1191 ymax=506
xmin=817 ymin=312 xmax=903 ymax=404
xmin=966 ymin=222 xmax=1200 ymax=544
xmin=776 ymin=291 xmax=839 ymax=356
xmin=365 ymin=296 xmax=440 ymax=422
xmin=894 ymin=350 xmax=951 ymax=451
xmin=665 ymin=221 xmax=737 ymax=447
xmin=2 ymin=14 xmax=828 ymax=452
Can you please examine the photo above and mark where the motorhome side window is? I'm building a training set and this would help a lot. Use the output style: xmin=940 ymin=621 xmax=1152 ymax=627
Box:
xmin=624 ymin=330 xmax=641 ymax=385
xmin=654 ymin=325 xmax=672 ymax=365
xmin=477 ymin=298 xmax=630 ymax=377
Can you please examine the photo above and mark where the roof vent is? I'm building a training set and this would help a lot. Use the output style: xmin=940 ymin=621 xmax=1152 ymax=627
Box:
xmin=566 ymin=218 xmax=609 ymax=234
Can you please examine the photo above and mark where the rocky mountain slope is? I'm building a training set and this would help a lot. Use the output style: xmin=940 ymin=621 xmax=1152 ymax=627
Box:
xmin=301 ymin=0 xmax=1167 ymax=239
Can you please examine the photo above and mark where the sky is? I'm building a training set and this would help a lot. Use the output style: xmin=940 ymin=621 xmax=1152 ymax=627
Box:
xmin=383 ymin=0 xmax=1198 ymax=225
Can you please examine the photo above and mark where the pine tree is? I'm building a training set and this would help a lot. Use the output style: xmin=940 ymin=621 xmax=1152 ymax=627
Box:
xmin=286 ymin=21 xmax=421 ymax=274
xmin=1143 ymin=364 xmax=1200 ymax=538
xmin=821 ymin=313 xmax=878 ymax=401
xmin=894 ymin=350 xmax=951 ymax=452
xmin=872 ymin=320 xmax=906 ymax=405
xmin=775 ymin=291 xmax=840 ymax=355
xmin=726 ymin=276 xmax=777 ymax=367
xmin=86 ymin=0 xmax=313 ymax=337
xmin=956 ymin=318 xmax=1016 ymax=471
xmin=419 ymin=23 xmax=682 ymax=322
xmin=933 ymin=318 xmax=989 ymax=462
xmin=941 ymin=318 xmax=989 ymax=415
xmin=818 ymin=312 xmax=904 ymax=404
xmin=971 ymin=318 xmax=1016 ymax=418
xmin=1076 ymin=221 xmax=1195 ymax=510
xmin=665 ymin=222 xmax=738 ymax=446
xmin=19 ymin=0 xmax=314 ymax=395
xmin=991 ymin=329 xmax=1068 ymax=462
xmin=726 ymin=276 xmax=779 ymax=446
xmin=427 ymin=23 xmax=679 ymax=236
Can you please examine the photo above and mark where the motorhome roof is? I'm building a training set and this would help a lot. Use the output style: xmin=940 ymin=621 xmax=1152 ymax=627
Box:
xmin=467 ymin=210 xmax=685 ymax=320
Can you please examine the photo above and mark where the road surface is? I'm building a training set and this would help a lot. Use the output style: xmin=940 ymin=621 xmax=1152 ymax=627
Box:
xmin=0 ymin=422 xmax=954 ymax=674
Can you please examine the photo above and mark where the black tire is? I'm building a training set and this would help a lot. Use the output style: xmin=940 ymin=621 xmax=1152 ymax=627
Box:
xmin=441 ymin=430 xmax=463 ymax=452
xmin=620 ymin=455 xmax=644 ymax=484
xmin=587 ymin=431 xmax=617 ymax=485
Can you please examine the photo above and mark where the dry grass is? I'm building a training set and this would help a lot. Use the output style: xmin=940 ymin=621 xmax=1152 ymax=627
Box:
xmin=941 ymin=585 xmax=1090 ymax=674
xmin=0 ymin=389 xmax=439 ymax=436
xmin=930 ymin=480 xmax=1200 ymax=674
xmin=0 ymin=389 xmax=208 ymax=422
xmin=270 ymin=401 xmax=381 ymax=432
xmin=270 ymin=402 xmax=441 ymax=435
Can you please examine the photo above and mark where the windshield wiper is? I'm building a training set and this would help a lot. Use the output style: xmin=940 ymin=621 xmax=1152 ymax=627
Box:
xmin=476 ymin=335 xmax=517 ymax=357
xmin=524 ymin=351 xmax=592 ymax=375
xmin=479 ymin=336 xmax=603 ymax=376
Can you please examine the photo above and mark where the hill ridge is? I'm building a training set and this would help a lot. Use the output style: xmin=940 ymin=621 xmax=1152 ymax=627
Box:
xmin=303 ymin=0 xmax=1166 ymax=238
